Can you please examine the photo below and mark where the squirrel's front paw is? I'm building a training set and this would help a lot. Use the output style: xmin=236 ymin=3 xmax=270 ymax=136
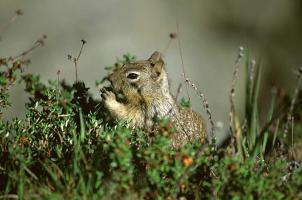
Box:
xmin=101 ymin=88 xmax=123 ymax=116
xmin=101 ymin=88 xmax=116 ymax=101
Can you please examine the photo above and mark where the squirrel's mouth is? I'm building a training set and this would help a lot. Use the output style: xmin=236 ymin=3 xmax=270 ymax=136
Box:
xmin=114 ymin=89 xmax=126 ymax=103
xmin=105 ymin=77 xmax=127 ymax=103
xmin=109 ymin=86 xmax=127 ymax=104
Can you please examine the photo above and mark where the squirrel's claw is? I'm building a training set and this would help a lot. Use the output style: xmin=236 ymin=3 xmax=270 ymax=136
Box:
xmin=101 ymin=88 xmax=116 ymax=101
xmin=101 ymin=87 xmax=122 ymax=115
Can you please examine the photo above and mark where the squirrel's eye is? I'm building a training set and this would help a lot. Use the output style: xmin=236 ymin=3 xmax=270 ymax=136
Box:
xmin=127 ymin=73 xmax=139 ymax=80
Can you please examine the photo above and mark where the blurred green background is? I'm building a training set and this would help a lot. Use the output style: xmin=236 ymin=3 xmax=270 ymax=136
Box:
xmin=1 ymin=0 xmax=301 ymax=139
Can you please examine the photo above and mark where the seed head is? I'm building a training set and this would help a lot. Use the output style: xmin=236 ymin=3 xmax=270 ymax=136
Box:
xmin=16 ymin=9 xmax=24 ymax=16
xmin=169 ymin=32 xmax=177 ymax=39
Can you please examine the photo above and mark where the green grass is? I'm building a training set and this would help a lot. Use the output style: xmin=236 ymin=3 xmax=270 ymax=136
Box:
xmin=0 ymin=44 xmax=302 ymax=199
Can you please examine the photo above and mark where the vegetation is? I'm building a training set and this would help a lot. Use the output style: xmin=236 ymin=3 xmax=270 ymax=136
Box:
xmin=1 ymin=12 xmax=302 ymax=200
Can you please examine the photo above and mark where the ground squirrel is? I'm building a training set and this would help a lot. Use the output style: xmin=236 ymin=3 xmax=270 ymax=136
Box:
xmin=101 ymin=51 xmax=206 ymax=148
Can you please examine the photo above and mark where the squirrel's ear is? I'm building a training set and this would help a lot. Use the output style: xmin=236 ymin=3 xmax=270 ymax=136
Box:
xmin=148 ymin=51 xmax=163 ymax=64
xmin=148 ymin=51 xmax=164 ymax=79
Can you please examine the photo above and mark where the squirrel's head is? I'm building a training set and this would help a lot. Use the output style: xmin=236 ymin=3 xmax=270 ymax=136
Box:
xmin=109 ymin=51 xmax=169 ymax=103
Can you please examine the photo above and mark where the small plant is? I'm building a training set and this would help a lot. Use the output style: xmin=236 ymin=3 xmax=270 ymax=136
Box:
xmin=68 ymin=39 xmax=87 ymax=82
xmin=0 ymin=15 xmax=302 ymax=199
xmin=179 ymin=97 xmax=191 ymax=108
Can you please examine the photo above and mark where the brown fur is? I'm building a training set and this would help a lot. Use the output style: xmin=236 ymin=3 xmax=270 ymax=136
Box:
xmin=101 ymin=51 xmax=206 ymax=148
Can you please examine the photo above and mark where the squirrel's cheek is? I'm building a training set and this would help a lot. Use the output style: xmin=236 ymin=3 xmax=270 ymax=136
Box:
xmin=111 ymin=79 xmax=122 ymax=91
